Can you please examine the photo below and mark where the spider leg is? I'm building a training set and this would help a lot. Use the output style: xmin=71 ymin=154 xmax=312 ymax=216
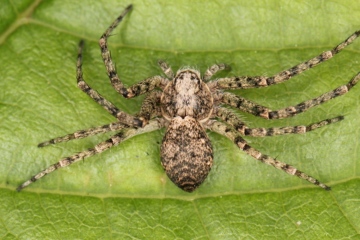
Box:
xmin=99 ymin=5 xmax=168 ymax=98
xmin=17 ymin=120 xmax=163 ymax=191
xmin=203 ymin=63 xmax=230 ymax=81
xmin=98 ymin=4 xmax=132 ymax=96
xmin=124 ymin=76 xmax=168 ymax=98
xmin=38 ymin=91 xmax=162 ymax=147
xmin=38 ymin=122 xmax=127 ymax=147
xmin=206 ymin=120 xmax=331 ymax=190
xmin=215 ymin=107 xmax=344 ymax=137
xmin=218 ymin=72 xmax=360 ymax=119
xmin=214 ymin=31 xmax=360 ymax=90
xmin=77 ymin=40 xmax=142 ymax=126
xmin=158 ymin=60 xmax=174 ymax=79
xmin=136 ymin=91 xmax=162 ymax=123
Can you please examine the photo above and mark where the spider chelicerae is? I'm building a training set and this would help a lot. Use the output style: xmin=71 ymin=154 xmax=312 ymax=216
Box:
xmin=17 ymin=5 xmax=360 ymax=192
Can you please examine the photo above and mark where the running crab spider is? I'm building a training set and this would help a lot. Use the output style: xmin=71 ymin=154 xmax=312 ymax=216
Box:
xmin=17 ymin=4 xmax=360 ymax=192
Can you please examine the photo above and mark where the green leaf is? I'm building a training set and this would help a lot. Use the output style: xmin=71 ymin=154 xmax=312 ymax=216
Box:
xmin=1 ymin=0 xmax=360 ymax=238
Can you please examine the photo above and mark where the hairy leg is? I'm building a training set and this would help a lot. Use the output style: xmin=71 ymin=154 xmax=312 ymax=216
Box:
xmin=76 ymin=40 xmax=142 ymax=126
xmin=218 ymin=72 xmax=360 ymax=119
xmin=38 ymin=122 xmax=127 ymax=147
xmin=203 ymin=63 xmax=229 ymax=81
xmin=17 ymin=120 xmax=163 ymax=191
xmin=99 ymin=5 xmax=168 ymax=98
xmin=214 ymin=31 xmax=360 ymax=90
xmin=136 ymin=91 xmax=162 ymax=123
xmin=215 ymin=107 xmax=344 ymax=137
xmin=206 ymin=120 xmax=331 ymax=190
xmin=158 ymin=60 xmax=174 ymax=79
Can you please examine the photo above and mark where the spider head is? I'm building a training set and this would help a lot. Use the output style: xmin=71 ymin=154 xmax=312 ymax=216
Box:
xmin=174 ymin=69 xmax=202 ymax=94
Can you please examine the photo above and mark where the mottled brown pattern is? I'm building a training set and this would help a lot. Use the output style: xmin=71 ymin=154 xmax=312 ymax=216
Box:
xmin=161 ymin=69 xmax=213 ymax=122
xmin=161 ymin=117 xmax=213 ymax=192
xmin=17 ymin=5 xmax=360 ymax=192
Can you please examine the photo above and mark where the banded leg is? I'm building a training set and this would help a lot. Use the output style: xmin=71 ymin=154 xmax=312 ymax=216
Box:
xmin=215 ymin=107 xmax=344 ymax=137
xmin=136 ymin=91 xmax=162 ymax=123
xmin=215 ymin=31 xmax=360 ymax=90
xmin=99 ymin=4 xmax=132 ymax=96
xmin=38 ymin=90 xmax=162 ymax=148
xmin=17 ymin=120 xmax=163 ymax=191
xmin=38 ymin=122 xmax=127 ymax=147
xmin=203 ymin=63 xmax=230 ymax=81
xmin=77 ymin=40 xmax=142 ymax=126
xmin=158 ymin=60 xmax=174 ymax=79
xmin=124 ymin=76 xmax=168 ymax=98
xmin=220 ymin=72 xmax=360 ymax=119
xmin=99 ymin=5 xmax=169 ymax=98
xmin=206 ymin=120 xmax=331 ymax=190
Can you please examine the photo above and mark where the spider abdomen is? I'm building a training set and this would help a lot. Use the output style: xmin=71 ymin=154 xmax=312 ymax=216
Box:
xmin=161 ymin=116 xmax=213 ymax=192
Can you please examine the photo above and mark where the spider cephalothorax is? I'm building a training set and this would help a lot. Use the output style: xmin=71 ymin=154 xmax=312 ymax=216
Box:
xmin=161 ymin=69 xmax=213 ymax=121
xmin=17 ymin=4 xmax=360 ymax=192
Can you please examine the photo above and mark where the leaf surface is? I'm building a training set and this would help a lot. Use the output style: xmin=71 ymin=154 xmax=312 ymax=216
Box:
xmin=1 ymin=0 xmax=360 ymax=239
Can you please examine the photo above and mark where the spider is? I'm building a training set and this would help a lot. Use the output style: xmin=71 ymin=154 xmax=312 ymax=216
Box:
xmin=17 ymin=4 xmax=360 ymax=192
